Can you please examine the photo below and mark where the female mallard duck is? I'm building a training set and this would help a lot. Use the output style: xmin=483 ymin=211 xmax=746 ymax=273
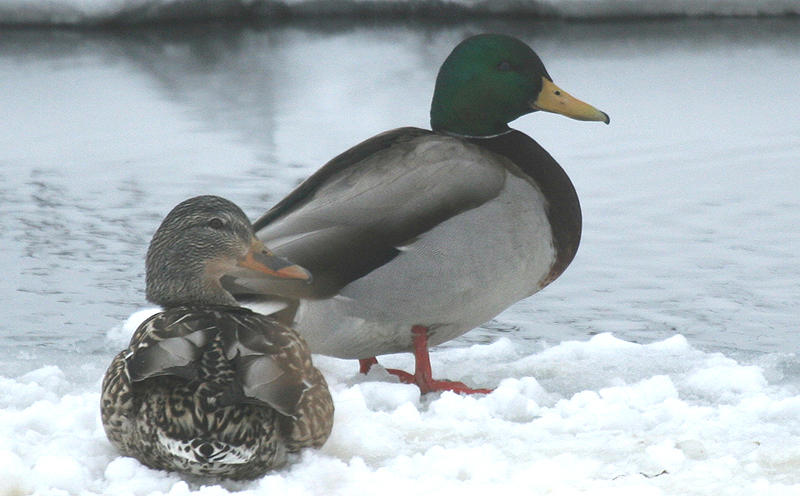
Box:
xmin=101 ymin=195 xmax=334 ymax=480
xmin=234 ymin=34 xmax=609 ymax=395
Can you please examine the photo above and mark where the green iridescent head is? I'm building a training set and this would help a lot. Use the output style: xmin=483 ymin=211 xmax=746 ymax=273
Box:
xmin=430 ymin=34 xmax=609 ymax=137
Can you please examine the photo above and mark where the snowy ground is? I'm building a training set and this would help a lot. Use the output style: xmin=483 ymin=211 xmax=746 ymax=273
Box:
xmin=2 ymin=20 xmax=800 ymax=496
xmin=3 ymin=313 xmax=800 ymax=495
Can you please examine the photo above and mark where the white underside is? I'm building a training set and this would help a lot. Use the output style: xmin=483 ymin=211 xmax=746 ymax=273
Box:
xmin=294 ymin=173 xmax=555 ymax=358
xmin=157 ymin=431 xmax=254 ymax=465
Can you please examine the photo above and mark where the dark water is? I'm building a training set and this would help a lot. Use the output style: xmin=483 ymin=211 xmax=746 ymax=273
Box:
xmin=2 ymin=18 xmax=799 ymax=383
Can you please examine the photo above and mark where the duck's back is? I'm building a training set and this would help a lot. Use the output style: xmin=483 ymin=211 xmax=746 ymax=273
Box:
xmin=101 ymin=306 xmax=333 ymax=479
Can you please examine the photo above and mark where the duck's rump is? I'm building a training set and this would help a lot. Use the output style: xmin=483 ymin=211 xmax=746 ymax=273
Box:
xmin=129 ymin=376 xmax=286 ymax=478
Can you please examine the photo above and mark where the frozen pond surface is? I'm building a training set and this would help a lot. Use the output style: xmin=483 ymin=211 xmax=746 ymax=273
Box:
xmin=1 ymin=18 xmax=800 ymax=495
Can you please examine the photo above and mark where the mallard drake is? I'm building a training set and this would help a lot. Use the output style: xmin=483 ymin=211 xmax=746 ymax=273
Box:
xmin=101 ymin=195 xmax=334 ymax=480
xmin=234 ymin=34 xmax=609 ymax=394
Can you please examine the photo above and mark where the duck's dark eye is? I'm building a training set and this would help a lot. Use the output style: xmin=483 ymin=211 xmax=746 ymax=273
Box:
xmin=208 ymin=218 xmax=225 ymax=230
xmin=497 ymin=61 xmax=512 ymax=72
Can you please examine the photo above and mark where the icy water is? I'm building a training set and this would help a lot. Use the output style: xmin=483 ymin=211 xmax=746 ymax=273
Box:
xmin=1 ymin=18 xmax=799 ymax=387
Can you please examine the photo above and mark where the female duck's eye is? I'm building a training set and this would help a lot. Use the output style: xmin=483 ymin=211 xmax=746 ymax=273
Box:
xmin=208 ymin=218 xmax=225 ymax=230
xmin=497 ymin=61 xmax=512 ymax=72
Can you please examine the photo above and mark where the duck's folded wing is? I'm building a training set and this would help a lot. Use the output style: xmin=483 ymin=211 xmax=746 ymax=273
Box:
xmin=221 ymin=315 xmax=312 ymax=417
xmin=248 ymin=127 xmax=507 ymax=298
xmin=125 ymin=309 xmax=218 ymax=382
xmin=124 ymin=308 xmax=315 ymax=416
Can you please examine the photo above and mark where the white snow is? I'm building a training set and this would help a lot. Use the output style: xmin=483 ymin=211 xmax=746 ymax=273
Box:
xmin=3 ymin=321 xmax=800 ymax=495
xmin=0 ymin=0 xmax=798 ymax=25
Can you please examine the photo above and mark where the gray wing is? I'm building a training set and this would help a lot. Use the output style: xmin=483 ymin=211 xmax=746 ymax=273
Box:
xmin=245 ymin=127 xmax=507 ymax=298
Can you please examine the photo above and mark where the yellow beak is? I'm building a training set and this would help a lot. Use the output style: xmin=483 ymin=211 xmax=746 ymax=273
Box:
xmin=532 ymin=77 xmax=610 ymax=124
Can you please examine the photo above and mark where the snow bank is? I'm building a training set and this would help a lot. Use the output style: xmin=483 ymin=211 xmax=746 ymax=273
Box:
xmin=0 ymin=0 xmax=797 ymax=26
xmin=2 ymin=313 xmax=800 ymax=495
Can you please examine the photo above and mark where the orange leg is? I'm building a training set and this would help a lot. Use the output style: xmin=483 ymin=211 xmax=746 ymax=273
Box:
xmin=358 ymin=357 xmax=378 ymax=375
xmin=359 ymin=325 xmax=492 ymax=395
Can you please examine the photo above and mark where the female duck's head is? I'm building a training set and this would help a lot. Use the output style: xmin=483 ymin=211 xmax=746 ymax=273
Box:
xmin=145 ymin=195 xmax=310 ymax=307
xmin=430 ymin=34 xmax=609 ymax=137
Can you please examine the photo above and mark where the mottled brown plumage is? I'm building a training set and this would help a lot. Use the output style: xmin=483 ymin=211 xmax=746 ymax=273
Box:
xmin=101 ymin=196 xmax=333 ymax=480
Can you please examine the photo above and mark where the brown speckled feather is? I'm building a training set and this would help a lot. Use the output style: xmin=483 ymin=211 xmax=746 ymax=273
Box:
xmin=101 ymin=305 xmax=333 ymax=480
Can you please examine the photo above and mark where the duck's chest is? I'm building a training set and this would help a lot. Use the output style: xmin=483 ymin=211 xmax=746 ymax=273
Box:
xmin=469 ymin=130 xmax=582 ymax=285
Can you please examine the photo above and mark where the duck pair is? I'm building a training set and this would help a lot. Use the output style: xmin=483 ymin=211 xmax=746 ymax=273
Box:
xmin=101 ymin=33 xmax=609 ymax=480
